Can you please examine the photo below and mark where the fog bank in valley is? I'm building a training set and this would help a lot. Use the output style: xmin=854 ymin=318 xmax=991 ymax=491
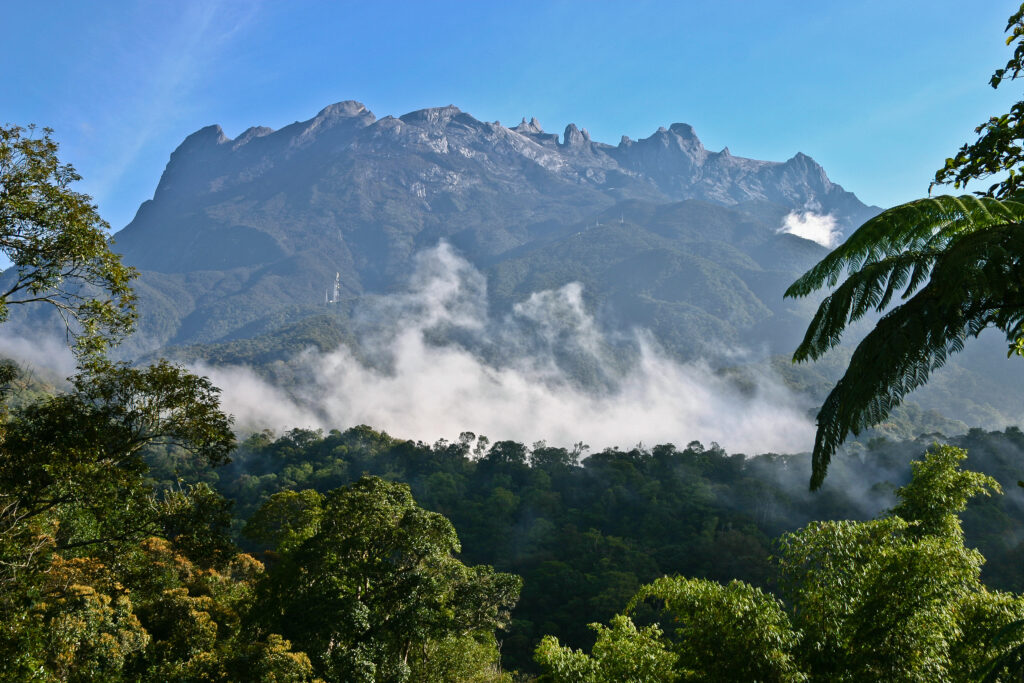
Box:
xmin=197 ymin=243 xmax=816 ymax=454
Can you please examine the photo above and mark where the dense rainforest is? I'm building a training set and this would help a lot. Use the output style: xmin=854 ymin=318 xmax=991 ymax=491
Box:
xmin=7 ymin=342 xmax=1024 ymax=680
xmin=152 ymin=421 xmax=1024 ymax=675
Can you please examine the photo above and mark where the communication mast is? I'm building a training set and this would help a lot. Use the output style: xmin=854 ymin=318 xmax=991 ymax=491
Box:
xmin=326 ymin=272 xmax=341 ymax=304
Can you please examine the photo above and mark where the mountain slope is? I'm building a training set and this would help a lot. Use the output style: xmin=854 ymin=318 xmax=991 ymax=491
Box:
xmin=109 ymin=101 xmax=876 ymax=350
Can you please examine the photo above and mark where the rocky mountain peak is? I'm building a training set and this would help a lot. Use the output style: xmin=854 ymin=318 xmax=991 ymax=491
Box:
xmin=233 ymin=126 xmax=274 ymax=149
xmin=146 ymin=105 xmax=874 ymax=224
xmin=292 ymin=101 xmax=376 ymax=146
xmin=152 ymin=125 xmax=231 ymax=201
xmin=315 ymin=100 xmax=372 ymax=119
xmin=787 ymin=152 xmax=814 ymax=166
xmin=178 ymin=124 xmax=230 ymax=150
xmin=561 ymin=123 xmax=591 ymax=148
xmin=781 ymin=152 xmax=830 ymax=189
xmin=668 ymin=122 xmax=699 ymax=141
xmin=399 ymin=105 xmax=464 ymax=126
xmin=512 ymin=117 xmax=544 ymax=134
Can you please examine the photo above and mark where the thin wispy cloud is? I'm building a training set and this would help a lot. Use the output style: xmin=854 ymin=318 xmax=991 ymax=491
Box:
xmin=82 ymin=1 xmax=261 ymax=225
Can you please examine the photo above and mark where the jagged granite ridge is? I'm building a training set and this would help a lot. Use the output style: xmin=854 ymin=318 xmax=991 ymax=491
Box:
xmin=109 ymin=101 xmax=881 ymax=351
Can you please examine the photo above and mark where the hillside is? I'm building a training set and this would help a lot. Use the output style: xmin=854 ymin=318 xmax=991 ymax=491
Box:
xmin=107 ymin=101 xmax=876 ymax=353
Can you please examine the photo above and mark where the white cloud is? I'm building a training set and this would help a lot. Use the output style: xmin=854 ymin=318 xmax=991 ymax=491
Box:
xmin=196 ymin=243 xmax=816 ymax=454
xmin=778 ymin=211 xmax=841 ymax=248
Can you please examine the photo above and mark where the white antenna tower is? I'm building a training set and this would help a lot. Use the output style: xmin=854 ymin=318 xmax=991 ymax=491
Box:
xmin=326 ymin=272 xmax=341 ymax=304
xmin=331 ymin=272 xmax=340 ymax=304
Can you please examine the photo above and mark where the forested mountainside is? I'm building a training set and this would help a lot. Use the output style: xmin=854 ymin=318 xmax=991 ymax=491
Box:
xmin=132 ymin=198 xmax=830 ymax=359
xmin=104 ymin=101 xmax=877 ymax=352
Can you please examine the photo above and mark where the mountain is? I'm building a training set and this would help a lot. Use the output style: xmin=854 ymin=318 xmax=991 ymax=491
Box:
xmin=110 ymin=101 xmax=878 ymax=351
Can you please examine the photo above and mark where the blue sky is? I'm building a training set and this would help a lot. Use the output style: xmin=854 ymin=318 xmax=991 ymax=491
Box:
xmin=5 ymin=1 xmax=1022 ymax=231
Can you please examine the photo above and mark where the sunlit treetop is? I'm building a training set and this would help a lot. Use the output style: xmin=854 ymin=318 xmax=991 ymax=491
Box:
xmin=933 ymin=4 xmax=1024 ymax=199
xmin=0 ymin=123 xmax=136 ymax=361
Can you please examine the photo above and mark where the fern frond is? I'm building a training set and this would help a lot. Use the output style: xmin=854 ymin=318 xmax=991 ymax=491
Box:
xmin=793 ymin=251 xmax=939 ymax=361
xmin=805 ymin=216 xmax=1024 ymax=489
xmin=786 ymin=196 xmax=1024 ymax=299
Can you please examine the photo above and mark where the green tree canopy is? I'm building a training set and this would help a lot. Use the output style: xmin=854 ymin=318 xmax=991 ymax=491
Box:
xmin=254 ymin=476 xmax=521 ymax=682
xmin=534 ymin=614 xmax=678 ymax=683
xmin=0 ymin=124 xmax=135 ymax=360
xmin=536 ymin=445 xmax=1024 ymax=682
xmin=0 ymin=360 xmax=234 ymax=585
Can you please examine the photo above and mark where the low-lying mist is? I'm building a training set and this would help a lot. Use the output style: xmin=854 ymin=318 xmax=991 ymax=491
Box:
xmin=196 ymin=243 xmax=816 ymax=453
xmin=0 ymin=333 xmax=76 ymax=386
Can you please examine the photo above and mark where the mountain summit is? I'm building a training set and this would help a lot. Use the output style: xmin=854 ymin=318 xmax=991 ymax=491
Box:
xmin=111 ymin=101 xmax=878 ymax=351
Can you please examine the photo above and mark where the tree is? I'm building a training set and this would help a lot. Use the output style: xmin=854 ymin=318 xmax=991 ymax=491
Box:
xmin=786 ymin=195 xmax=1024 ymax=488
xmin=627 ymin=577 xmax=805 ymax=683
xmin=0 ymin=124 xmax=269 ymax=681
xmin=0 ymin=363 xmax=239 ymax=681
xmin=0 ymin=360 xmax=234 ymax=586
xmin=254 ymin=476 xmax=521 ymax=682
xmin=113 ymin=537 xmax=315 ymax=682
xmin=776 ymin=446 xmax=1017 ymax=682
xmin=786 ymin=5 xmax=1024 ymax=488
xmin=242 ymin=489 xmax=324 ymax=553
xmin=0 ymin=555 xmax=150 ymax=682
xmin=536 ymin=577 xmax=804 ymax=683
xmin=0 ymin=124 xmax=135 ymax=359
xmin=534 ymin=614 xmax=678 ymax=683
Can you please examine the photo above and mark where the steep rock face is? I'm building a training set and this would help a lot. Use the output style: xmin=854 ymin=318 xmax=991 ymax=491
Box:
xmin=111 ymin=101 xmax=879 ymax=348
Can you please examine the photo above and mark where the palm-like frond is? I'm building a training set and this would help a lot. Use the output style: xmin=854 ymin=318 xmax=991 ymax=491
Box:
xmin=788 ymin=196 xmax=1024 ymax=361
xmin=787 ymin=196 xmax=1024 ymax=489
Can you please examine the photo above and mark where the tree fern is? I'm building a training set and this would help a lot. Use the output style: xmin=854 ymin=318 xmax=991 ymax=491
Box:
xmin=786 ymin=195 xmax=1024 ymax=489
